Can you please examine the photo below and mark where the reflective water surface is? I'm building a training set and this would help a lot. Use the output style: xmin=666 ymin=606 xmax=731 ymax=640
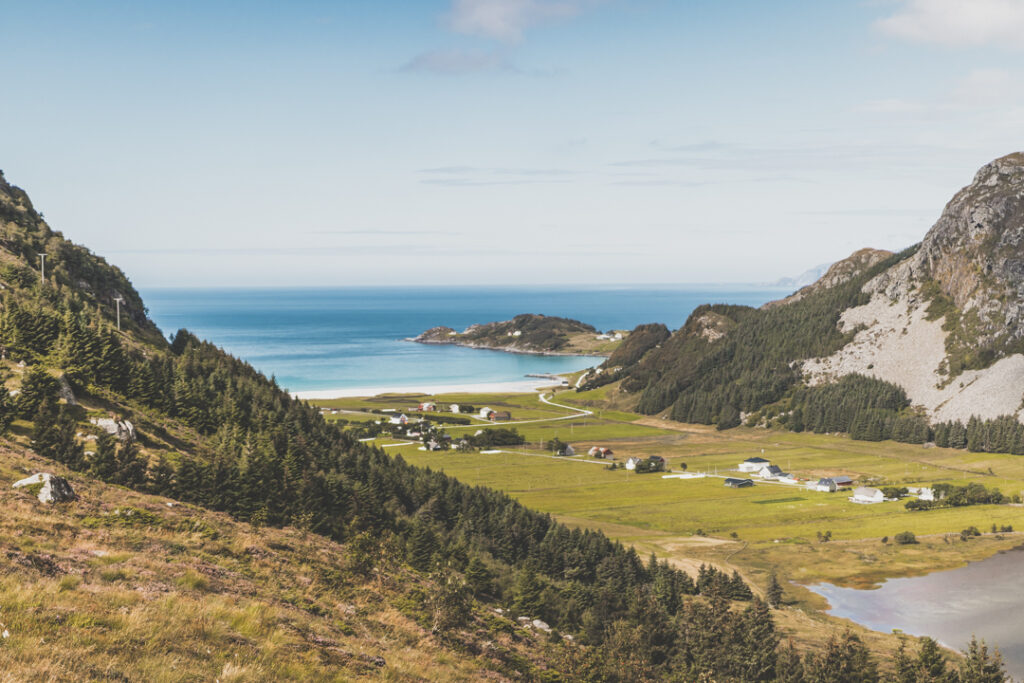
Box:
xmin=807 ymin=546 xmax=1024 ymax=677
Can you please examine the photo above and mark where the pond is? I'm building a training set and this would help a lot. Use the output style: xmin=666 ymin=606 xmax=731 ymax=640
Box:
xmin=806 ymin=546 xmax=1024 ymax=677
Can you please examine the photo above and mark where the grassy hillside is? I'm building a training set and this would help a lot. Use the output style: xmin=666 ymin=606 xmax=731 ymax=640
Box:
xmin=0 ymin=443 xmax=567 ymax=681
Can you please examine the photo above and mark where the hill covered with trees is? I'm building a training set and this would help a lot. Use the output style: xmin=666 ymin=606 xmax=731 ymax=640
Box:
xmin=413 ymin=313 xmax=624 ymax=356
xmin=582 ymin=154 xmax=1024 ymax=456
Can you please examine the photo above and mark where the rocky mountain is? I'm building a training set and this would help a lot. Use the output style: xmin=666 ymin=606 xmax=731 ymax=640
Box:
xmin=769 ymin=262 xmax=832 ymax=289
xmin=805 ymin=154 xmax=1024 ymax=422
xmin=586 ymin=153 xmax=1024 ymax=442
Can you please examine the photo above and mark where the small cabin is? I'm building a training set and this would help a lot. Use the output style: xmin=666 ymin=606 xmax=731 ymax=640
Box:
xmin=491 ymin=410 xmax=512 ymax=422
xmin=724 ymin=478 xmax=754 ymax=489
xmin=811 ymin=478 xmax=837 ymax=492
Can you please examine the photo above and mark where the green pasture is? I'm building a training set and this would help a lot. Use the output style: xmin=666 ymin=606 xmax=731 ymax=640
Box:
xmin=398 ymin=448 xmax=1024 ymax=544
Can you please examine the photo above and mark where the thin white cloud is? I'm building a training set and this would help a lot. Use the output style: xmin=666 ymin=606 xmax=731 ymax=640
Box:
xmin=950 ymin=68 xmax=1017 ymax=103
xmin=876 ymin=0 xmax=1024 ymax=48
xmin=446 ymin=0 xmax=588 ymax=42
xmin=401 ymin=49 xmax=512 ymax=74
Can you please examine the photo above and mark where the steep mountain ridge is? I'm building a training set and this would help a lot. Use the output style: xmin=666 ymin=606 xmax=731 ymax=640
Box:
xmin=587 ymin=152 xmax=1024 ymax=450
xmin=804 ymin=153 xmax=1024 ymax=422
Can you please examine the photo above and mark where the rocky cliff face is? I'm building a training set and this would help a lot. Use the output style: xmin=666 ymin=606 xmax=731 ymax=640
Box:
xmin=869 ymin=153 xmax=1024 ymax=352
xmin=805 ymin=153 xmax=1024 ymax=421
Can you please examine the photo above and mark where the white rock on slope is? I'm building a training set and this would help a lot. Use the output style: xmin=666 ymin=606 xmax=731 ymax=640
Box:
xmin=12 ymin=472 xmax=77 ymax=503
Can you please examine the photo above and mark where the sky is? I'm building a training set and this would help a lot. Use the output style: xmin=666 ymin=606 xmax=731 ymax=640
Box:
xmin=2 ymin=0 xmax=1023 ymax=287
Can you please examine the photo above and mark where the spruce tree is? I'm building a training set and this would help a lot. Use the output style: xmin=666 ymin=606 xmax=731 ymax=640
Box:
xmin=958 ymin=636 xmax=1006 ymax=683
xmin=407 ymin=522 xmax=437 ymax=572
xmin=766 ymin=572 xmax=784 ymax=607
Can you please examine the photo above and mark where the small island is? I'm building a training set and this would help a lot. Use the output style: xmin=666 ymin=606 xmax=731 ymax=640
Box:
xmin=409 ymin=313 xmax=628 ymax=356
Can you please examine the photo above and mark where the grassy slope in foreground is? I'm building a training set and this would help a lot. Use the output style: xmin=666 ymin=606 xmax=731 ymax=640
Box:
xmin=0 ymin=444 xmax=565 ymax=682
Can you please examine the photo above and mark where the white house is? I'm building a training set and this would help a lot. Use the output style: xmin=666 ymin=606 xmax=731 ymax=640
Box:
xmin=450 ymin=404 xmax=461 ymax=413
xmin=418 ymin=402 xmax=436 ymax=412
xmin=850 ymin=487 xmax=885 ymax=504
xmin=811 ymin=478 xmax=837 ymax=492
xmin=389 ymin=414 xmax=410 ymax=426
xmin=919 ymin=487 xmax=935 ymax=501
xmin=479 ymin=407 xmax=495 ymax=419
xmin=757 ymin=465 xmax=786 ymax=480
xmin=738 ymin=457 xmax=770 ymax=473
xmin=625 ymin=457 xmax=642 ymax=471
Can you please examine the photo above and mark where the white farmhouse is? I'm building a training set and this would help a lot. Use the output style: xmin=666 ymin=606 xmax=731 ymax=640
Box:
xmin=757 ymin=465 xmax=786 ymax=480
xmin=625 ymin=457 xmax=643 ymax=471
xmin=450 ymin=404 xmax=461 ymax=413
xmin=850 ymin=487 xmax=885 ymax=504
xmin=810 ymin=478 xmax=837 ymax=493
xmin=738 ymin=457 xmax=770 ymax=473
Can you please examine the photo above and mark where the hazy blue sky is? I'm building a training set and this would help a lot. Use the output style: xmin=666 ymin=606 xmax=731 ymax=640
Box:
xmin=2 ymin=0 xmax=1023 ymax=287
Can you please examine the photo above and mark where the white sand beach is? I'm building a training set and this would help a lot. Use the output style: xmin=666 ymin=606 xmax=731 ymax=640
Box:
xmin=292 ymin=378 xmax=556 ymax=400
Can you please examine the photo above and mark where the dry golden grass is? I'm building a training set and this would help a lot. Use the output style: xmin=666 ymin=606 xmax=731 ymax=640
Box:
xmin=0 ymin=444 xmax=561 ymax=682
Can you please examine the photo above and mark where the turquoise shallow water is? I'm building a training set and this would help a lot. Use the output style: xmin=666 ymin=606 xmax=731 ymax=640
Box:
xmin=141 ymin=285 xmax=787 ymax=394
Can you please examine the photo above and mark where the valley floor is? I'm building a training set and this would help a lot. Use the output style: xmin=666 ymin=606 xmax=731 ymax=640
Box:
xmin=318 ymin=385 xmax=1024 ymax=660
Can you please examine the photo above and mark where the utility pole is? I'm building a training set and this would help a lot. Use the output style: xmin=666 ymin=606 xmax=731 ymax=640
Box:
xmin=114 ymin=296 xmax=125 ymax=331
xmin=38 ymin=254 xmax=47 ymax=285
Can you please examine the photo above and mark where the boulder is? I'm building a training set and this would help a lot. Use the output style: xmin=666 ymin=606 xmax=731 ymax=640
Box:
xmin=90 ymin=417 xmax=135 ymax=442
xmin=531 ymin=619 xmax=551 ymax=633
xmin=57 ymin=374 xmax=77 ymax=406
xmin=12 ymin=473 xmax=76 ymax=503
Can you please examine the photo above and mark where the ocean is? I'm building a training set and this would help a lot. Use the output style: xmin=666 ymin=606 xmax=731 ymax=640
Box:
xmin=140 ymin=285 xmax=788 ymax=397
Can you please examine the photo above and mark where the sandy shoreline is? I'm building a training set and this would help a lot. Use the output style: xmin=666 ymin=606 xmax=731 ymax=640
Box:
xmin=292 ymin=378 xmax=556 ymax=400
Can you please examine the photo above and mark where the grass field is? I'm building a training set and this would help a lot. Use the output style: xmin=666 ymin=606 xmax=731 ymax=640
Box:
xmin=317 ymin=389 xmax=1024 ymax=599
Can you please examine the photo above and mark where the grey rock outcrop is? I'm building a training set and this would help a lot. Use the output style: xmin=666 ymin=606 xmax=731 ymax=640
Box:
xmin=57 ymin=374 xmax=77 ymax=406
xmin=12 ymin=473 xmax=77 ymax=503
xmin=90 ymin=417 xmax=135 ymax=442
xmin=868 ymin=152 xmax=1024 ymax=352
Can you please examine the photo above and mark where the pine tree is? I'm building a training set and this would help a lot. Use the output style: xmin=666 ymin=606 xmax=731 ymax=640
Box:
xmin=893 ymin=639 xmax=915 ymax=683
xmin=465 ymin=556 xmax=493 ymax=597
xmin=0 ymin=390 xmax=14 ymax=435
xmin=30 ymin=396 xmax=59 ymax=458
xmin=958 ymin=636 xmax=1006 ymax=683
xmin=512 ymin=565 xmax=545 ymax=618
xmin=774 ymin=639 xmax=805 ymax=683
xmin=88 ymin=433 xmax=120 ymax=482
xmin=804 ymin=630 xmax=879 ymax=683
xmin=407 ymin=522 xmax=437 ymax=572
xmin=766 ymin=572 xmax=784 ymax=607
xmin=914 ymin=636 xmax=950 ymax=681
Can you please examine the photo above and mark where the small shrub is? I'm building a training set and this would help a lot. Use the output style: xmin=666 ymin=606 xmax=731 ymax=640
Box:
xmin=880 ymin=536 xmax=888 ymax=544
xmin=894 ymin=531 xmax=917 ymax=545
xmin=58 ymin=575 xmax=82 ymax=591
xmin=100 ymin=568 xmax=128 ymax=583
xmin=176 ymin=570 xmax=210 ymax=592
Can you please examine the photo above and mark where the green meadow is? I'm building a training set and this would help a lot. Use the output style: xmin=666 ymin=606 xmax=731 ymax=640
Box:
xmin=320 ymin=389 xmax=1024 ymax=590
